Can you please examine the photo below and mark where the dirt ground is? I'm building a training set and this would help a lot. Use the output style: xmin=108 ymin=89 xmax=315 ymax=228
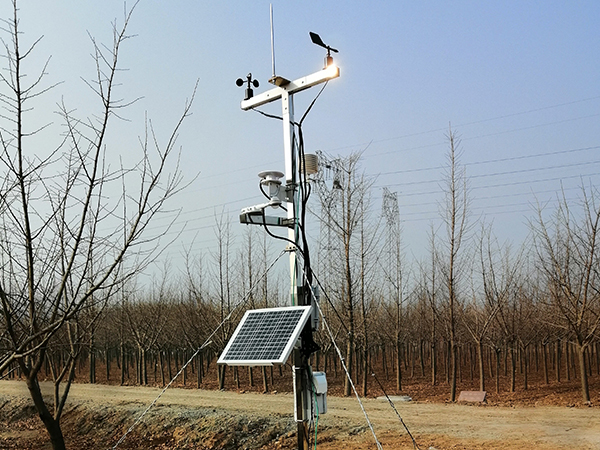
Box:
xmin=1 ymin=380 xmax=599 ymax=450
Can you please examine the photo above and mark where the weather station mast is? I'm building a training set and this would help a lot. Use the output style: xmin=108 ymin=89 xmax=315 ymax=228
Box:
xmin=218 ymin=10 xmax=340 ymax=450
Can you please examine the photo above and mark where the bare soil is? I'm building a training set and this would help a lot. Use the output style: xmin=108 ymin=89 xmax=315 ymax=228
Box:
xmin=1 ymin=380 xmax=599 ymax=450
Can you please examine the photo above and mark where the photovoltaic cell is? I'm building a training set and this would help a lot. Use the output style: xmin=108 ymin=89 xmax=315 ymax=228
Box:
xmin=217 ymin=306 xmax=312 ymax=366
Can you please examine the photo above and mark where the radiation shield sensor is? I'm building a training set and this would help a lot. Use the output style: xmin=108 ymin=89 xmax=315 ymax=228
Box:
xmin=218 ymin=306 xmax=312 ymax=366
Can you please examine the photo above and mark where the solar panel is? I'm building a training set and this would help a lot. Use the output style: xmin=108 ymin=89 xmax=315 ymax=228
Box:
xmin=218 ymin=306 xmax=312 ymax=366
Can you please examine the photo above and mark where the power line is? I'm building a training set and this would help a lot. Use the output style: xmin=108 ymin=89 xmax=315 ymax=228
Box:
xmin=326 ymin=95 xmax=600 ymax=154
xmin=111 ymin=249 xmax=288 ymax=449
xmin=146 ymin=169 xmax=600 ymax=244
xmin=377 ymin=145 xmax=600 ymax=177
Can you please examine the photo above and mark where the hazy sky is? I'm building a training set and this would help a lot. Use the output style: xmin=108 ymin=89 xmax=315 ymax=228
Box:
xmin=3 ymin=1 xmax=599 ymax=280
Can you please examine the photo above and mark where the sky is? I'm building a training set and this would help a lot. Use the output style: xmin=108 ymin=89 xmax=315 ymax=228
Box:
xmin=2 ymin=1 xmax=599 ymax=283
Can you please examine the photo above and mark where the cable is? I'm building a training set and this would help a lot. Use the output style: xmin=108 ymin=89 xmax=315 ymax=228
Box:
xmin=369 ymin=364 xmax=421 ymax=450
xmin=310 ymin=287 xmax=383 ymax=450
xmin=252 ymin=108 xmax=283 ymax=121
xmin=377 ymin=145 xmax=600 ymax=177
xmin=300 ymin=260 xmax=421 ymax=449
xmin=312 ymin=378 xmax=319 ymax=450
xmin=259 ymin=208 xmax=305 ymax=259
xmin=294 ymin=82 xmax=328 ymax=288
xmin=141 ymin=144 xmax=600 ymax=238
xmin=111 ymin=249 xmax=287 ymax=449
xmin=327 ymin=95 xmax=600 ymax=154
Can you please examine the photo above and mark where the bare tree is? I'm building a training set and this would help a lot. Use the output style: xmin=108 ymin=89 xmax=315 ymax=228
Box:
xmin=211 ymin=210 xmax=235 ymax=389
xmin=181 ymin=247 xmax=211 ymax=387
xmin=125 ymin=284 xmax=170 ymax=386
xmin=357 ymin=182 xmax=381 ymax=396
xmin=533 ymin=185 xmax=600 ymax=402
xmin=381 ymin=188 xmax=407 ymax=391
xmin=315 ymin=151 xmax=373 ymax=396
xmin=437 ymin=128 xmax=471 ymax=401
xmin=424 ymin=224 xmax=442 ymax=386
xmin=0 ymin=3 xmax=194 ymax=448
xmin=466 ymin=224 xmax=520 ymax=392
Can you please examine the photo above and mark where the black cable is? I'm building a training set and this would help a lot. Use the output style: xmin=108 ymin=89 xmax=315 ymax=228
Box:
xmin=297 ymin=124 xmax=313 ymax=286
xmin=295 ymin=259 xmax=349 ymax=337
xmin=252 ymin=108 xmax=283 ymax=121
xmin=260 ymin=208 xmax=306 ymax=259
xmin=369 ymin=362 xmax=421 ymax=450
xmin=253 ymin=78 xmax=329 ymax=301
xmin=299 ymin=81 xmax=328 ymax=126
xmin=294 ymin=80 xmax=328 ymax=289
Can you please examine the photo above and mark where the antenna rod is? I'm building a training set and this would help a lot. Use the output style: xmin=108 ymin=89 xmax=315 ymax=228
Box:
xmin=270 ymin=4 xmax=276 ymax=78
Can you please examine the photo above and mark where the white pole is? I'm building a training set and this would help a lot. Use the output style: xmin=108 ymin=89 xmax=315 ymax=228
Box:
xmin=281 ymin=90 xmax=300 ymax=305
xmin=270 ymin=4 xmax=276 ymax=79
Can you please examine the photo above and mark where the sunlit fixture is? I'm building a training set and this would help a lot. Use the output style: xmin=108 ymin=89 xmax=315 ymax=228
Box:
xmin=309 ymin=32 xmax=338 ymax=69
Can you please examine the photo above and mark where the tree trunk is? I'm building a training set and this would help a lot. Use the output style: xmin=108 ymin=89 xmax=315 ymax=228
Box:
xmin=468 ymin=344 xmax=474 ymax=382
xmin=218 ymin=365 xmax=226 ymax=390
xmin=142 ymin=348 xmax=148 ymax=386
xmin=26 ymin=375 xmax=66 ymax=450
xmin=120 ymin=342 xmax=125 ymax=386
xmin=135 ymin=349 xmax=140 ymax=385
xmin=450 ymin=340 xmax=458 ymax=401
xmin=477 ymin=340 xmax=485 ymax=392
xmin=488 ymin=346 xmax=494 ymax=379
xmin=523 ymin=344 xmax=528 ymax=390
xmin=396 ymin=340 xmax=402 ymax=391
xmin=410 ymin=343 xmax=415 ymax=379
xmin=196 ymin=353 xmax=203 ymax=388
xmin=420 ymin=340 xmax=426 ymax=377
xmin=89 ymin=336 xmax=96 ymax=384
xmin=510 ymin=347 xmax=516 ymax=392
xmin=565 ymin=341 xmax=571 ymax=381
xmin=555 ymin=340 xmax=561 ymax=382
xmin=543 ymin=343 xmax=549 ymax=385
xmin=495 ymin=348 xmax=500 ymax=394
xmin=345 ymin=337 xmax=353 ymax=396
xmin=262 ymin=366 xmax=269 ymax=393
xmin=362 ymin=346 xmax=368 ymax=397
xmin=431 ymin=341 xmax=437 ymax=386
xmin=105 ymin=348 xmax=110 ymax=382
xmin=183 ymin=351 xmax=187 ymax=386
xmin=577 ymin=343 xmax=591 ymax=402
xmin=159 ymin=351 xmax=165 ymax=387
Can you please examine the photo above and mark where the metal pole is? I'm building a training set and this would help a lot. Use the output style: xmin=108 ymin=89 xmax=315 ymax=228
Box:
xmin=281 ymin=89 xmax=310 ymax=450
xmin=281 ymin=90 xmax=300 ymax=302
xmin=239 ymin=62 xmax=339 ymax=450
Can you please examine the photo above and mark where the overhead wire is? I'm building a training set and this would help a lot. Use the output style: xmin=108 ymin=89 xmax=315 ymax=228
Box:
xmin=133 ymin=124 xmax=600 ymax=241
xmin=326 ymin=94 xmax=600 ymax=154
xmin=295 ymin=82 xmax=329 ymax=287
xmin=369 ymin=363 xmax=421 ymax=450
xmin=377 ymin=145 xmax=600 ymax=177
xmin=307 ymin=276 xmax=384 ymax=450
xmin=110 ymin=248 xmax=287 ymax=449
xmin=143 ymin=148 xmax=600 ymax=240
xmin=294 ymin=234 xmax=423 ymax=449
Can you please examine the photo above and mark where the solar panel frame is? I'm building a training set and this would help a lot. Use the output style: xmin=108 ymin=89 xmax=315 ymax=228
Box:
xmin=217 ymin=305 xmax=312 ymax=366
